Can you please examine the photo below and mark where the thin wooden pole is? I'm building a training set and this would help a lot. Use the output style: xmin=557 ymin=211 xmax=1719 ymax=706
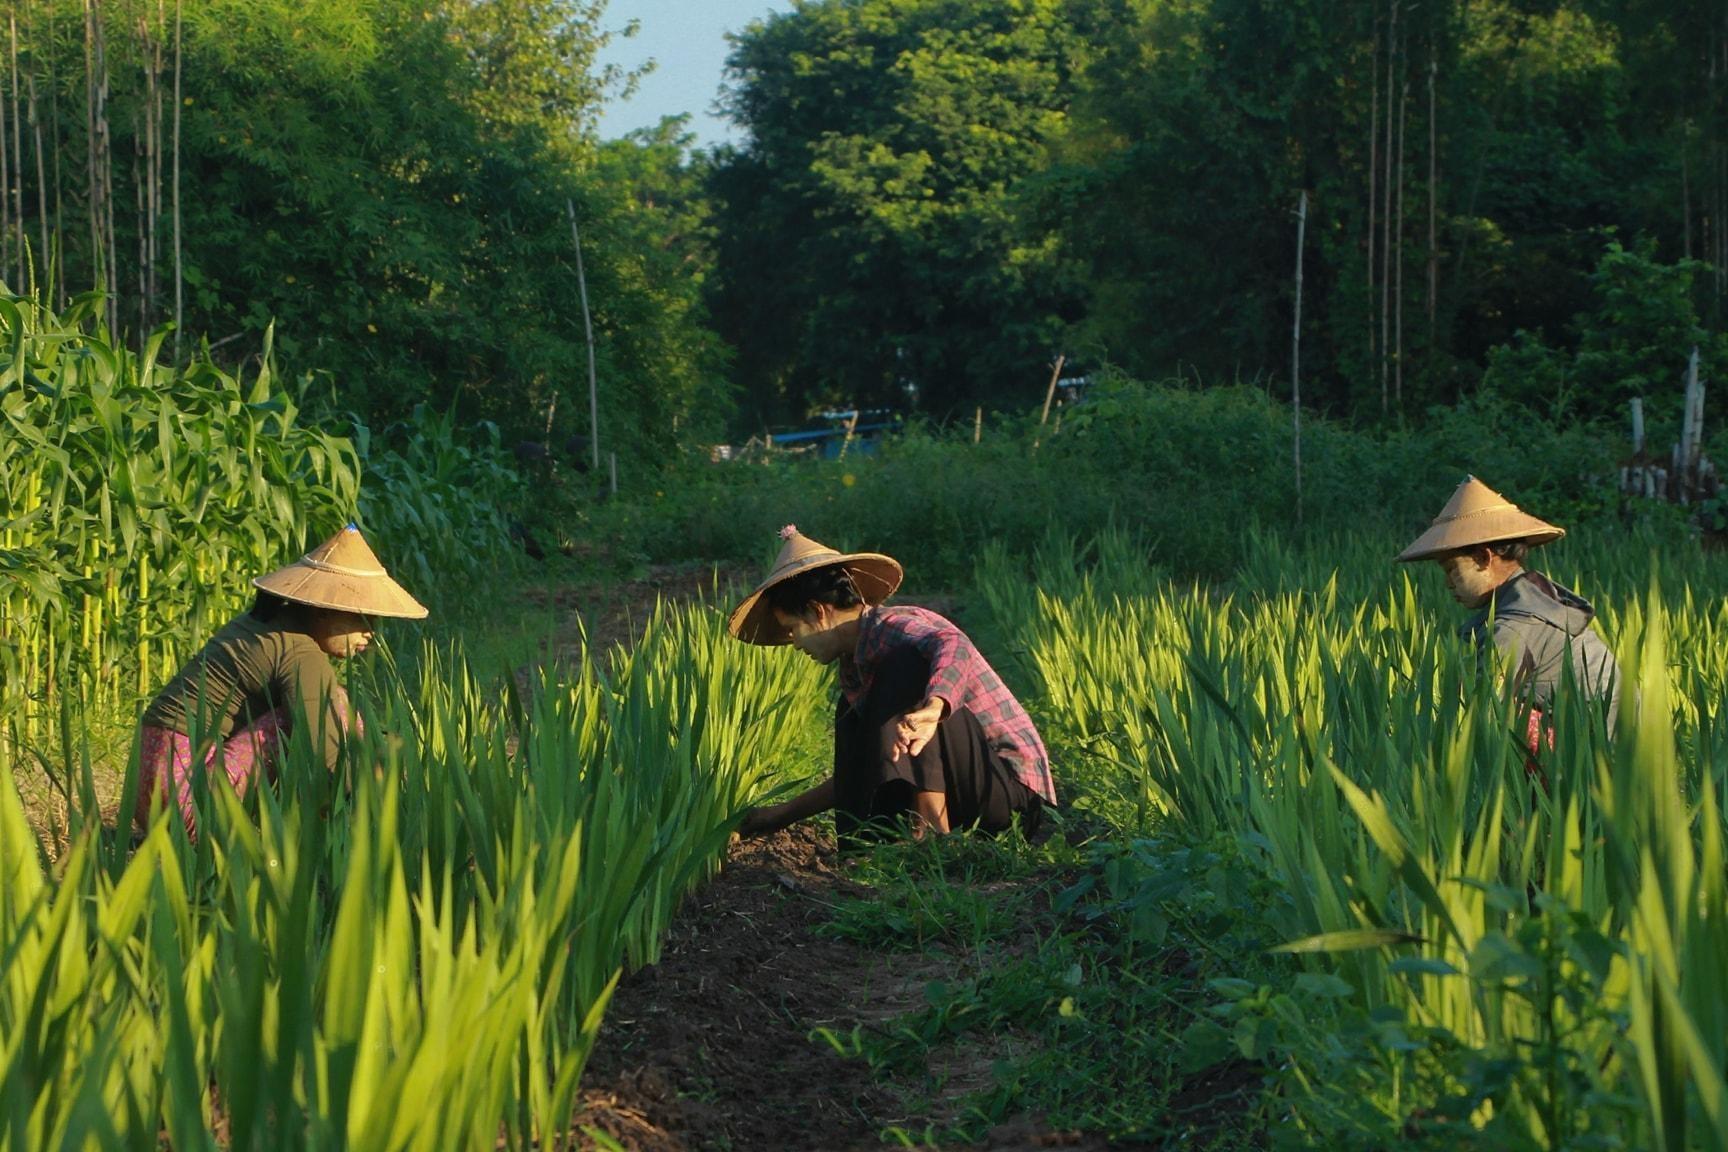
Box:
xmin=1367 ymin=12 xmax=1379 ymax=379
xmin=1395 ymin=77 xmax=1409 ymax=409
xmin=1040 ymin=355 xmax=1065 ymax=425
xmin=26 ymin=6 xmax=47 ymax=297
xmin=837 ymin=404 xmax=860 ymax=462
xmin=171 ymin=0 xmax=181 ymax=359
xmin=567 ymin=198 xmax=599 ymax=474
xmin=1293 ymin=191 xmax=1307 ymax=525
xmin=973 ymin=405 xmax=981 ymax=444
xmin=1033 ymin=353 xmax=1064 ymax=452
xmin=1683 ymin=120 xmax=1693 ymax=263
xmin=0 ymin=11 xmax=10 ymax=287
xmin=9 ymin=12 xmax=22 ymax=288
xmin=1380 ymin=1 xmax=1398 ymax=414
xmin=49 ymin=0 xmax=64 ymax=306
xmin=1426 ymin=51 xmax=1437 ymax=393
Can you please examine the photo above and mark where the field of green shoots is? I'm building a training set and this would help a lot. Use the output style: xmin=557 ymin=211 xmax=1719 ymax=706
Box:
xmin=961 ymin=528 xmax=1728 ymax=1148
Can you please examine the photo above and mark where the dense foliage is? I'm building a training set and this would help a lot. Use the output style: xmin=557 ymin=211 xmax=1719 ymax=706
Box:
xmin=588 ymin=375 xmax=1639 ymax=588
xmin=0 ymin=0 xmax=725 ymax=461
xmin=714 ymin=0 xmax=1728 ymax=428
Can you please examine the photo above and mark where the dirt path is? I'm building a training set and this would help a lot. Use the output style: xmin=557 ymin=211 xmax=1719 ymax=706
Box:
xmin=573 ymin=827 xmax=1117 ymax=1152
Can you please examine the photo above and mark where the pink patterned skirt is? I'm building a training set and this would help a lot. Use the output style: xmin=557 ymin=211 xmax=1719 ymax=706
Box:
xmin=135 ymin=711 xmax=291 ymax=837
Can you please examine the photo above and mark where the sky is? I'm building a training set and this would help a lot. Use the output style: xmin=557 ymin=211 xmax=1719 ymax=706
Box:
xmin=594 ymin=0 xmax=793 ymax=148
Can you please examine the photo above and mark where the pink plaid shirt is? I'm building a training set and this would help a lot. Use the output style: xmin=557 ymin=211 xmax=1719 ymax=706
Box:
xmin=839 ymin=606 xmax=1056 ymax=804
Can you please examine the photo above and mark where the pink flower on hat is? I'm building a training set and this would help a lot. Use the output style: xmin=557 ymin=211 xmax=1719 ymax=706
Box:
xmin=779 ymin=524 xmax=798 ymax=540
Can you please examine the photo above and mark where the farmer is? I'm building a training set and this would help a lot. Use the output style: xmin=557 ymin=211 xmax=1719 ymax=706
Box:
xmin=135 ymin=524 xmax=427 ymax=837
xmin=1397 ymin=476 xmax=1620 ymax=736
xmin=728 ymin=525 xmax=1055 ymax=843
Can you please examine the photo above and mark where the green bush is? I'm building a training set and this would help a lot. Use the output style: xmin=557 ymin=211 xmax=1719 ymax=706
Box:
xmin=594 ymin=374 xmax=1637 ymax=589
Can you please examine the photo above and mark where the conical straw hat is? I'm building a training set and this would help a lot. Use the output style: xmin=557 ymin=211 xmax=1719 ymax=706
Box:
xmin=1395 ymin=476 xmax=1565 ymax=563
xmin=253 ymin=524 xmax=429 ymax=619
xmin=727 ymin=525 xmax=902 ymax=645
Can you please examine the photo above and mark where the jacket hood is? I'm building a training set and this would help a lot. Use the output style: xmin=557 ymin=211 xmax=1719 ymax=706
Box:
xmin=1482 ymin=570 xmax=1597 ymax=637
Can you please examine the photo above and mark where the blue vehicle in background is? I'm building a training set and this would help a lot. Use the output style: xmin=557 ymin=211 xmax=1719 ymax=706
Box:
xmin=767 ymin=408 xmax=903 ymax=459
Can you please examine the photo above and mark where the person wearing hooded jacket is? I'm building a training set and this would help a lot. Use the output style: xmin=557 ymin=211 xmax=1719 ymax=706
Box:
xmin=1398 ymin=476 xmax=1620 ymax=737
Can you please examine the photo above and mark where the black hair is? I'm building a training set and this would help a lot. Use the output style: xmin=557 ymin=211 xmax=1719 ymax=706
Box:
xmin=765 ymin=564 xmax=865 ymax=618
xmin=249 ymin=590 xmax=295 ymax=622
xmin=1488 ymin=540 xmax=1531 ymax=564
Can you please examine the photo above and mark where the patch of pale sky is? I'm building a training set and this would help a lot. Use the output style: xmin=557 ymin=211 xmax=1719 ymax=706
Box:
xmin=594 ymin=0 xmax=793 ymax=148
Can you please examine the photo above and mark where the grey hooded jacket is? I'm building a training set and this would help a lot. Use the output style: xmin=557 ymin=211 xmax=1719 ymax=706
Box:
xmin=1461 ymin=570 xmax=1620 ymax=731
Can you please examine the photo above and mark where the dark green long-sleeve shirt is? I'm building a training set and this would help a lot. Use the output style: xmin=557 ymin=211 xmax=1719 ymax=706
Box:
xmin=142 ymin=609 xmax=347 ymax=769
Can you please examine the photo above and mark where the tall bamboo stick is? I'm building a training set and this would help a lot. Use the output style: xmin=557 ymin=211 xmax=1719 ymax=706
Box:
xmin=1292 ymin=191 xmax=1306 ymax=525
xmin=1367 ymin=12 xmax=1379 ymax=382
xmin=9 ymin=12 xmax=22 ymax=288
xmin=1426 ymin=51 xmax=1437 ymax=393
xmin=172 ymin=0 xmax=181 ymax=358
xmin=1380 ymin=1 xmax=1398 ymax=413
xmin=0 ymin=15 xmax=11 ymax=288
xmin=26 ymin=8 xmax=47 ymax=297
xmin=567 ymin=199 xmax=600 ymax=474
xmin=1395 ymin=77 xmax=1408 ymax=409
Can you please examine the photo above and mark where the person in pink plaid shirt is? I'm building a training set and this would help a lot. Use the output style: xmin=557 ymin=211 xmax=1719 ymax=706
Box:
xmin=728 ymin=526 xmax=1053 ymax=843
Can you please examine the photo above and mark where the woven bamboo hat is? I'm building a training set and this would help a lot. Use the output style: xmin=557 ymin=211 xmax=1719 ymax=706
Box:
xmin=1396 ymin=476 xmax=1565 ymax=563
xmin=727 ymin=525 xmax=902 ymax=645
xmin=253 ymin=524 xmax=429 ymax=619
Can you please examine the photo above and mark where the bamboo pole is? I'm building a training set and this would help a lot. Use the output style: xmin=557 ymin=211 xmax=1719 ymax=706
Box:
xmin=172 ymin=0 xmax=181 ymax=359
xmin=567 ymin=198 xmax=599 ymax=474
xmin=9 ymin=11 xmax=22 ymax=288
xmin=1040 ymin=355 xmax=1064 ymax=424
xmin=1293 ymin=191 xmax=1307 ymax=525
xmin=1033 ymin=353 xmax=1064 ymax=452
xmin=0 ymin=13 xmax=10 ymax=287
xmin=1426 ymin=51 xmax=1437 ymax=392
xmin=1682 ymin=120 xmax=1693 ymax=262
xmin=1395 ymin=77 xmax=1409 ymax=409
xmin=50 ymin=0 xmax=64 ymax=306
xmin=1367 ymin=11 xmax=1378 ymax=379
xmin=837 ymin=405 xmax=860 ymax=462
xmin=1380 ymin=1 xmax=1398 ymax=413
xmin=26 ymin=7 xmax=47 ymax=299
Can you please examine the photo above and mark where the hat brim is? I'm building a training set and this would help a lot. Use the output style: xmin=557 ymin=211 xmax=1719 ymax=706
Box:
xmin=727 ymin=553 xmax=903 ymax=644
xmin=1395 ymin=516 xmax=1565 ymax=563
xmin=253 ymin=566 xmax=430 ymax=619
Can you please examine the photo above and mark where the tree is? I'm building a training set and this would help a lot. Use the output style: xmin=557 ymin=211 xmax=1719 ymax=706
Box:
xmin=711 ymin=0 xmax=1086 ymax=425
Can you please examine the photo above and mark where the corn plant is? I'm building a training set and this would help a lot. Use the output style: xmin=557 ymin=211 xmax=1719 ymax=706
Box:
xmin=0 ymin=293 xmax=359 ymax=751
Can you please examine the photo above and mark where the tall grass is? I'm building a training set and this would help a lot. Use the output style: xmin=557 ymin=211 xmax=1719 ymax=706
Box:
xmin=980 ymin=529 xmax=1728 ymax=1148
xmin=0 ymin=598 xmax=825 ymax=1148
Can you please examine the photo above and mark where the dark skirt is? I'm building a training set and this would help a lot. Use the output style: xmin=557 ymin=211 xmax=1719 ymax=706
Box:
xmin=833 ymin=645 xmax=1042 ymax=845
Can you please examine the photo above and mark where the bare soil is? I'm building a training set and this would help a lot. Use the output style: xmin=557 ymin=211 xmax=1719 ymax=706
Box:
xmin=572 ymin=826 xmax=1121 ymax=1152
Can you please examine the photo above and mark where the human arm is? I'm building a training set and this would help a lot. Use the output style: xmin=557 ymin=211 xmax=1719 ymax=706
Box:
xmin=736 ymin=777 xmax=836 ymax=837
xmin=891 ymin=697 xmax=948 ymax=762
xmin=867 ymin=610 xmax=964 ymax=759
xmin=908 ymin=789 xmax=950 ymax=838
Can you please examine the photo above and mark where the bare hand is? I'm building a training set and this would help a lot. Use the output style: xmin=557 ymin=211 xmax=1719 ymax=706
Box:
xmin=892 ymin=698 xmax=946 ymax=763
xmin=736 ymin=806 xmax=776 ymax=837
